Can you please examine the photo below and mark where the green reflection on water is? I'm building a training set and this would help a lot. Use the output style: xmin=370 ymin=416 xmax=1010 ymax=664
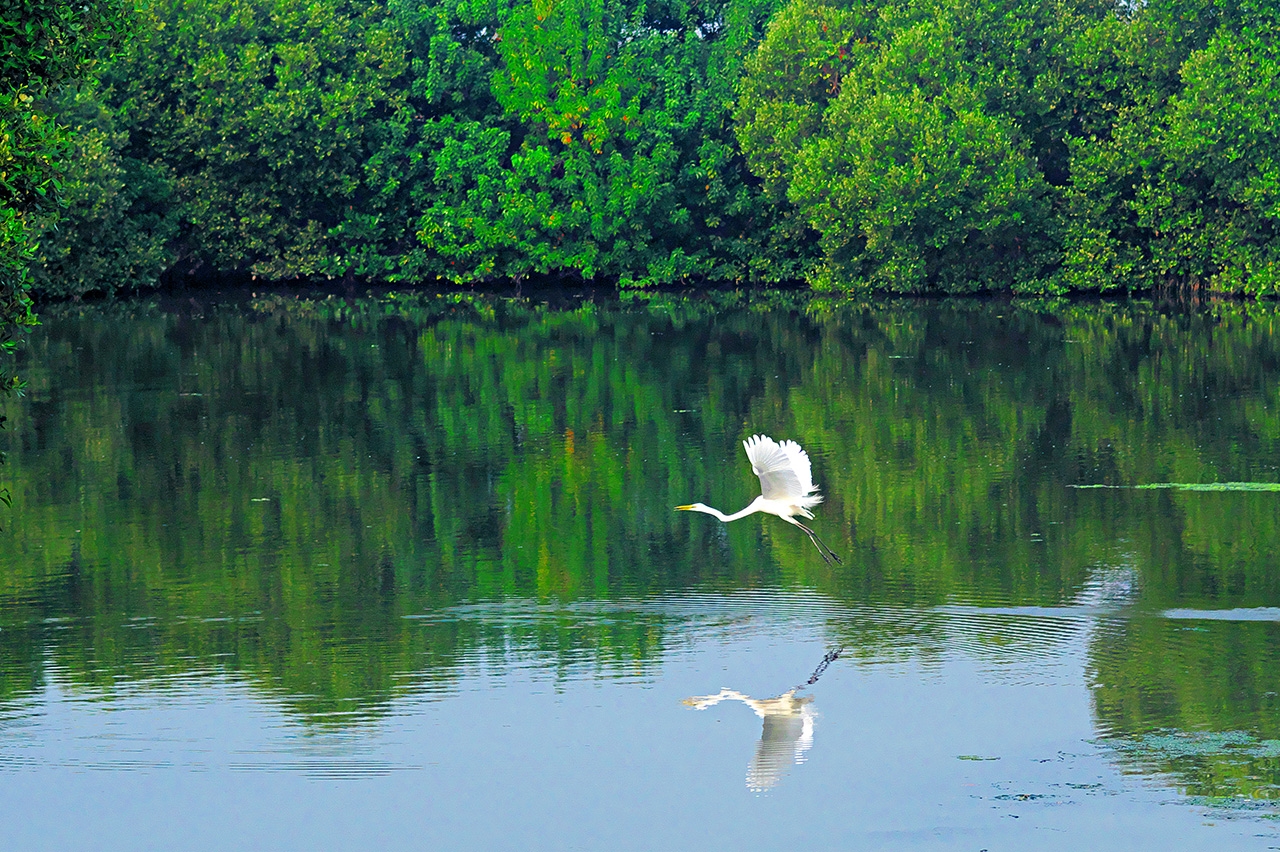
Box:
xmin=1093 ymin=616 xmax=1280 ymax=803
xmin=0 ymin=294 xmax=1278 ymax=759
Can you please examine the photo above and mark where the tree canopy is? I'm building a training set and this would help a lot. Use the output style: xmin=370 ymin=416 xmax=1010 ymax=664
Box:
xmin=2 ymin=1 xmax=133 ymax=362
xmin=15 ymin=0 xmax=1280 ymax=296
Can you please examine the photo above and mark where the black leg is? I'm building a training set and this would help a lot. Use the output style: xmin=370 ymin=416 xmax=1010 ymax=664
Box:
xmin=804 ymin=528 xmax=831 ymax=564
xmin=793 ymin=520 xmax=843 ymax=565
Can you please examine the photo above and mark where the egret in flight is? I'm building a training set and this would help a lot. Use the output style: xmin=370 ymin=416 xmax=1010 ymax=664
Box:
xmin=677 ymin=434 xmax=842 ymax=564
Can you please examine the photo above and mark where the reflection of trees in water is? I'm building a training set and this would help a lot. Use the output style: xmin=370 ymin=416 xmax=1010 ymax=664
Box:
xmin=0 ymin=296 xmax=1277 ymax=722
xmin=1090 ymin=615 xmax=1280 ymax=803
xmin=684 ymin=688 xmax=816 ymax=792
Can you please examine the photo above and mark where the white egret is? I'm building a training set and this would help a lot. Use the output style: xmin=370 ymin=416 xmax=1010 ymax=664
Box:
xmin=677 ymin=434 xmax=842 ymax=564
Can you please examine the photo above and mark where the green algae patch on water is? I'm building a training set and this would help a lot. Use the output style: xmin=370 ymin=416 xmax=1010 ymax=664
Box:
xmin=1070 ymin=482 xmax=1280 ymax=491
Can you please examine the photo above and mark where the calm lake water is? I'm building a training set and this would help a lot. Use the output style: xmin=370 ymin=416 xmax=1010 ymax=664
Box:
xmin=2 ymin=291 xmax=1280 ymax=850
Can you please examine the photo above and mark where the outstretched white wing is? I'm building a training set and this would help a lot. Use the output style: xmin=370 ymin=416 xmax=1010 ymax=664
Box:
xmin=743 ymin=434 xmax=819 ymax=502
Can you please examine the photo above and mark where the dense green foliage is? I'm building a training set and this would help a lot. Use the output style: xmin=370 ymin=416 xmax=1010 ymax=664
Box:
xmin=35 ymin=0 xmax=815 ymax=294
xmin=26 ymin=82 xmax=177 ymax=295
xmin=27 ymin=0 xmax=1280 ymax=295
xmin=2 ymin=1 xmax=131 ymax=318
xmin=737 ymin=0 xmax=1280 ymax=294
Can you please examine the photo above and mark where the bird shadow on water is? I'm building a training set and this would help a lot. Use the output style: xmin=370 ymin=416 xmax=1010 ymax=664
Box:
xmin=682 ymin=647 xmax=842 ymax=792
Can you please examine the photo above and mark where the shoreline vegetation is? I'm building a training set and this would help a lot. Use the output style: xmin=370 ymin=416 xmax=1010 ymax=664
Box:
xmin=3 ymin=0 xmax=1278 ymax=308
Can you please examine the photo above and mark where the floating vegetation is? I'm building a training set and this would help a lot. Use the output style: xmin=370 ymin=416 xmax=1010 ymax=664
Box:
xmin=1106 ymin=730 xmax=1280 ymax=805
xmin=1070 ymin=482 xmax=1280 ymax=492
xmin=1163 ymin=608 xmax=1280 ymax=622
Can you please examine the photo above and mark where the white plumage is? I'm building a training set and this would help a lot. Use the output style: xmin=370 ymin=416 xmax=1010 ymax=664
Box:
xmin=678 ymin=434 xmax=841 ymax=564
xmin=743 ymin=434 xmax=823 ymax=515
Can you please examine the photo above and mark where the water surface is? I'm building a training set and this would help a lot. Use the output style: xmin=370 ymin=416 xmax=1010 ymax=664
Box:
xmin=2 ymin=292 xmax=1279 ymax=849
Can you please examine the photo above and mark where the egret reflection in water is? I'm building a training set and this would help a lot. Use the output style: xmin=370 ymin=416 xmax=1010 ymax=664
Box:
xmin=684 ymin=688 xmax=817 ymax=792
xmin=677 ymin=434 xmax=842 ymax=564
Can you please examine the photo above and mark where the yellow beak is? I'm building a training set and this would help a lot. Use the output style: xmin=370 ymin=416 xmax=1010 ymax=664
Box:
xmin=675 ymin=505 xmax=695 ymax=511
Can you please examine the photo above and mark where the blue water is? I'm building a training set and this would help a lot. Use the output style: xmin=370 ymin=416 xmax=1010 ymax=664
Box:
xmin=1 ymin=594 xmax=1275 ymax=850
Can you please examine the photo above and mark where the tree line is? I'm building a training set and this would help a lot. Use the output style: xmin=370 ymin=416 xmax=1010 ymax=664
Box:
xmin=7 ymin=0 xmax=1280 ymax=302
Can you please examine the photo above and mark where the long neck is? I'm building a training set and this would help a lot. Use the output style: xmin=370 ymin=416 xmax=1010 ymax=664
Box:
xmin=712 ymin=498 xmax=763 ymax=523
